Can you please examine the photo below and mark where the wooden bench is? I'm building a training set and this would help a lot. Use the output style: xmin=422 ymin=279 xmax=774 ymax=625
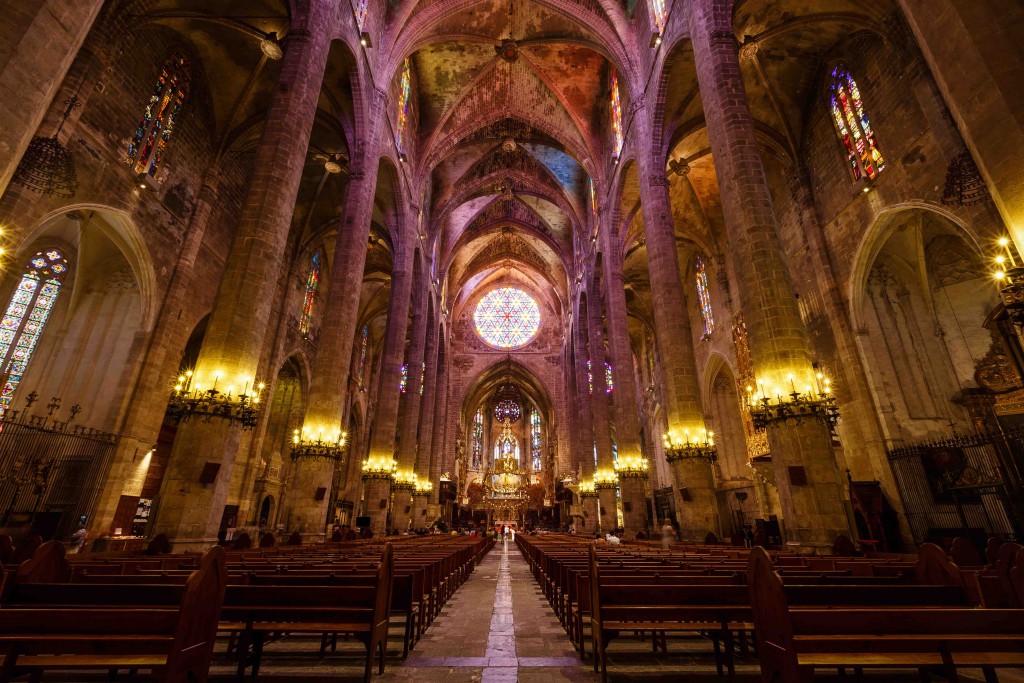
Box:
xmin=0 ymin=541 xmax=226 ymax=682
xmin=748 ymin=546 xmax=1024 ymax=682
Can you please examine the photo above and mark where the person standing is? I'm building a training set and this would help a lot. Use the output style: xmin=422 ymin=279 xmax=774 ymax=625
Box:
xmin=661 ymin=519 xmax=677 ymax=550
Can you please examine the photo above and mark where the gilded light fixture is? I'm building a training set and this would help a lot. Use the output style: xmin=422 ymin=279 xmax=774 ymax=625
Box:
xmin=663 ymin=427 xmax=717 ymax=463
xmin=746 ymin=373 xmax=839 ymax=431
xmin=361 ymin=455 xmax=398 ymax=480
xmin=614 ymin=454 xmax=650 ymax=478
xmin=291 ymin=426 xmax=347 ymax=461
xmin=166 ymin=370 xmax=263 ymax=429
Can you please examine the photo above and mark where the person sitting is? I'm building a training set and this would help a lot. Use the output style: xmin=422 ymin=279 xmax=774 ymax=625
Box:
xmin=605 ymin=532 xmax=621 ymax=545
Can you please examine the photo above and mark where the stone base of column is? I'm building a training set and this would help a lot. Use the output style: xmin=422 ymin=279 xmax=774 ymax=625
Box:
xmin=618 ymin=475 xmax=649 ymax=538
xmin=749 ymin=459 xmax=783 ymax=520
xmin=152 ymin=420 xmax=243 ymax=545
xmin=767 ymin=418 xmax=853 ymax=550
xmin=579 ymin=495 xmax=599 ymax=535
xmin=362 ymin=477 xmax=393 ymax=536
xmin=411 ymin=493 xmax=430 ymax=530
xmin=669 ymin=457 xmax=721 ymax=541
xmin=286 ymin=458 xmax=336 ymax=541
xmin=597 ymin=487 xmax=618 ymax=533
xmin=391 ymin=488 xmax=414 ymax=532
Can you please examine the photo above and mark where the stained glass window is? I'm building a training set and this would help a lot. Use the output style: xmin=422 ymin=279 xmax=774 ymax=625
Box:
xmin=530 ymin=408 xmax=542 ymax=472
xmin=419 ymin=361 xmax=426 ymax=395
xmin=604 ymin=362 xmax=614 ymax=394
xmin=495 ymin=434 xmax=520 ymax=462
xmin=357 ymin=325 xmax=369 ymax=387
xmin=610 ymin=70 xmax=624 ymax=159
xmin=0 ymin=249 xmax=68 ymax=418
xmin=396 ymin=59 xmax=412 ymax=155
xmin=126 ymin=53 xmax=190 ymax=177
xmin=299 ymin=251 xmax=321 ymax=336
xmin=589 ymin=178 xmax=599 ymax=221
xmin=471 ymin=409 xmax=484 ymax=468
xmin=399 ymin=363 xmax=409 ymax=393
xmin=829 ymin=65 xmax=885 ymax=181
xmin=586 ymin=359 xmax=593 ymax=395
xmin=474 ymin=287 xmax=540 ymax=349
xmin=354 ymin=0 xmax=368 ymax=31
xmin=695 ymin=255 xmax=714 ymax=336
xmin=650 ymin=0 xmax=667 ymax=33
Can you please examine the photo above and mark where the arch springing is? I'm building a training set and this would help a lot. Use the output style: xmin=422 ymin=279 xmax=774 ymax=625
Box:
xmin=829 ymin=65 xmax=885 ymax=181
xmin=126 ymin=53 xmax=190 ymax=177
xmin=0 ymin=249 xmax=69 ymax=417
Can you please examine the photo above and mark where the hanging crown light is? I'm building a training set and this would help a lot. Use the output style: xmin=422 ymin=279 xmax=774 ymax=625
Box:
xmin=11 ymin=91 xmax=82 ymax=198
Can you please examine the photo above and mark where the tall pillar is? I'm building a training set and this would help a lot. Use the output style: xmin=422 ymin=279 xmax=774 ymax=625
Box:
xmin=635 ymin=130 xmax=720 ymax=540
xmin=428 ymin=334 xmax=448 ymax=490
xmin=0 ymin=0 xmax=104 ymax=198
xmin=152 ymin=15 xmax=333 ymax=549
xmin=392 ymin=267 xmax=429 ymax=531
xmin=91 ymin=171 xmax=219 ymax=536
xmin=362 ymin=240 xmax=414 ymax=534
xmin=687 ymin=0 xmax=851 ymax=549
xmin=600 ymin=239 xmax=650 ymax=536
xmin=585 ymin=283 xmax=617 ymax=533
xmin=412 ymin=312 xmax=440 ymax=526
xmin=572 ymin=297 xmax=599 ymax=535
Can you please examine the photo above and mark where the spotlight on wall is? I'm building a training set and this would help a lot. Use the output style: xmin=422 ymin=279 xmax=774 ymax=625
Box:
xmin=650 ymin=33 xmax=662 ymax=48
xmin=360 ymin=32 xmax=372 ymax=48
xmin=136 ymin=173 xmax=149 ymax=190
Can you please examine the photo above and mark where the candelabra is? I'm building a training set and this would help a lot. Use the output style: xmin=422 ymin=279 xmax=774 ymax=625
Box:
xmin=290 ymin=427 xmax=347 ymax=461
xmin=576 ymin=479 xmax=597 ymax=498
xmin=614 ymin=454 xmax=650 ymax=478
xmin=414 ymin=479 xmax=433 ymax=494
xmin=663 ymin=428 xmax=717 ymax=463
xmin=747 ymin=377 xmax=839 ymax=431
xmin=994 ymin=237 xmax=1024 ymax=326
xmin=166 ymin=370 xmax=263 ymax=429
xmin=361 ymin=455 xmax=397 ymax=480
xmin=392 ymin=470 xmax=419 ymax=492
xmin=593 ymin=468 xmax=618 ymax=490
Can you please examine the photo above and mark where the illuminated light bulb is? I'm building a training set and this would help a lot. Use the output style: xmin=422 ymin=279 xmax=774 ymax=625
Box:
xmin=258 ymin=382 xmax=266 ymax=390
xmin=186 ymin=370 xmax=193 ymax=377
xmin=816 ymin=373 xmax=823 ymax=379
xmin=997 ymin=255 xmax=1006 ymax=264
xmin=1000 ymin=237 xmax=1010 ymax=246
xmin=996 ymin=271 xmax=1007 ymax=280
xmin=746 ymin=385 xmax=753 ymax=392
xmin=178 ymin=375 xmax=186 ymax=382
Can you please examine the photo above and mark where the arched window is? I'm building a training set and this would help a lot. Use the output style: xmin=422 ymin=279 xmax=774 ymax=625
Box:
xmin=610 ymin=70 xmax=624 ymax=159
xmin=829 ymin=65 xmax=885 ymax=181
xmin=353 ymin=0 xmax=368 ymax=32
xmin=396 ymin=58 xmax=412 ymax=156
xmin=649 ymin=0 xmax=667 ymax=34
xmin=471 ymin=408 xmax=484 ymax=468
xmin=589 ymin=178 xmax=599 ymax=222
xmin=299 ymin=251 xmax=321 ymax=336
xmin=530 ymin=408 xmax=542 ymax=472
xmin=586 ymin=359 xmax=593 ymax=394
xmin=495 ymin=434 xmax=520 ymax=462
xmin=695 ymin=255 xmax=714 ymax=336
xmin=399 ymin=363 xmax=409 ymax=393
xmin=419 ymin=360 xmax=426 ymax=395
xmin=356 ymin=325 xmax=369 ymax=387
xmin=126 ymin=53 xmax=190 ymax=177
xmin=604 ymin=362 xmax=614 ymax=394
xmin=0 ymin=249 xmax=69 ymax=417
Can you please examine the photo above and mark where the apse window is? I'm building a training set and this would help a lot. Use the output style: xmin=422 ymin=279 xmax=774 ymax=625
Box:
xmin=474 ymin=287 xmax=540 ymax=349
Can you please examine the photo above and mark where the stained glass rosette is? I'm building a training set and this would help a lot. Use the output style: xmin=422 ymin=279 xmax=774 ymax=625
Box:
xmin=474 ymin=287 xmax=540 ymax=349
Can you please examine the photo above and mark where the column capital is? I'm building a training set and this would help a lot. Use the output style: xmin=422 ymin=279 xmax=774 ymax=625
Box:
xmin=648 ymin=174 xmax=670 ymax=188
xmin=708 ymin=29 xmax=738 ymax=49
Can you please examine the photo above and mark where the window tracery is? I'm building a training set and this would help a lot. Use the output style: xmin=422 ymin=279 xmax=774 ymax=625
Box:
xmin=0 ymin=249 xmax=68 ymax=417
xmin=474 ymin=287 xmax=540 ymax=349
xmin=357 ymin=325 xmax=369 ymax=387
xmin=471 ymin=408 xmax=484 ymax=469
xmin=695 ymin=255 xmax=714 ymax=336
xmin=530 ymin=408 xmax=542 ymax=472
xmin=650 ymin=0 xmax=667 ymax=34
xmin=829 ymin=65 xmax=885 ymax=181
xmin=126 ymin=53 xmax=190 ymax=177
xmin=299 ymin=251 xmax=321 ymax=336
xmin=610 ymin=71 xmax=624 ymax=159
xmin=396 ymin=59 xmax=412 ymax=155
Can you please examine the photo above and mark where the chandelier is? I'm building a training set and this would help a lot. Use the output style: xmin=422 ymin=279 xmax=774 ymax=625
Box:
xmin=11 ymin=94 xmax=81 ymax=198
xmin=291 ymin=426 xmax=347 ymax=461
xmin=167 ymin=370 xmax=264 ymax=429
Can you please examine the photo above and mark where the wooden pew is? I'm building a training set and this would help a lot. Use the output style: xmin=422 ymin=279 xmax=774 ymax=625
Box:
xmin=748 ymin=546 xmax=1024 ymax=682
xmin=0 ymin=541 xmax=226 ymax=682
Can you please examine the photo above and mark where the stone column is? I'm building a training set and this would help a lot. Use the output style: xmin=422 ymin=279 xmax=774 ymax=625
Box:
xmin=362 ymin=240 xmax=415 ymax=534
xmin=635 ymin=140 xmax=720 ymax=540
xmin=687 ymin=0 xmax=851 ymax=549
xmin=392 ymin=266 xmax=429 ymax=531
xmin=428 ymin=334 xmax=448 ymax=490
xmin=152 ymin=15 xmax=333 ymax=550
xmin=91 ymin=171 xmax=219 ymax=536
xmin=600 ymin=236 xmax=650 ymax=536
xmin=585 ymin=283 xmax=617 ymax=533
xmin=0 ymin=0 xmax=104 ymax=198
xmin=412 ymin=312 xmax=440 ymax=526
xmin=282 ymin=123 xmax=385 ymax=539
xmin=572 ymin=296 xmax=599 ymax=535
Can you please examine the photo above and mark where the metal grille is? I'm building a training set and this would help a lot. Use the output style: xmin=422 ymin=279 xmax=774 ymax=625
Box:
xmin=0 ymin=406 xmax=117 ymax=541
xmin=887 ymin=430 xmax=1022 ymax=544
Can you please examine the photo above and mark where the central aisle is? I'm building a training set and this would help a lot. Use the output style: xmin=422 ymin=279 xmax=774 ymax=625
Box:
xmin=397 ymin=538 xmax=591 ymax=682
